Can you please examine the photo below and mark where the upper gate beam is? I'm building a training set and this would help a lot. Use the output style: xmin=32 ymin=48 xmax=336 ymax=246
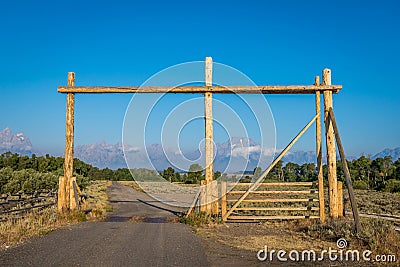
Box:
xmin=58 ymin=85 xmax=341 ymax=94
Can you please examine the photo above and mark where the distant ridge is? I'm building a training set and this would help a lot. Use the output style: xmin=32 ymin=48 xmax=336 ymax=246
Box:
xmin=1 ymin=128 xmax=398 ymax=170
xmin=372 ymin=147 xmax=400 ymax=160
xmin=0 ymin=127 xmax=33 ymax=155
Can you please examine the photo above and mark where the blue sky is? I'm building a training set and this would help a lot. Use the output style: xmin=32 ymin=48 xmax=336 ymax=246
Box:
xmin=0 ymin=0 xmax=399 ymax=157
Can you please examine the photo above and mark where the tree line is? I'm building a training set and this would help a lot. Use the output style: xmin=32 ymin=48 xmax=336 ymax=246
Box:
xmin=0 ymin=152 xmax=132 ymax=194
xmin=0 ymin=152 xmax=399 ymax=194
xmin=159 ymin=156 xmax=400 ymax=193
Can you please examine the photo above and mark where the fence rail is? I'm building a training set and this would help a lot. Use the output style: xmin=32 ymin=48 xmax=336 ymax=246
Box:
xmin=221 ymin=181 xmax=322 ymax=221
xmin=0 ymin=190 xmax=57 ymax=222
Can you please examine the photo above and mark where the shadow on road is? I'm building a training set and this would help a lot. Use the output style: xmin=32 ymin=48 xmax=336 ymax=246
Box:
xmin=137 ymin=199 xmax=183 ymax=216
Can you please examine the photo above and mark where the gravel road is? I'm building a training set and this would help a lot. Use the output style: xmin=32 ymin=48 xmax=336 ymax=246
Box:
xmin=0 ymin=182 xmax=209 ymax=267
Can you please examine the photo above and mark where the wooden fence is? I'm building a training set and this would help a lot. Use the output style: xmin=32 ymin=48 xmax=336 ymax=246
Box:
xmin=187 ymin=180 xmax=344 ymax=222
xmin=221 ymin=182 xmax=320 ymax=221
xmin=220 ymin=181 xmax=344 ymax=222
xmin=0 ymin=190 xmax=57 ymax=222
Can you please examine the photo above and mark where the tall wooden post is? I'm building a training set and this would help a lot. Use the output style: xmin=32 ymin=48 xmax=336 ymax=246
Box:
xmin=204 ymin=57 xmax=215 ymax=213
xmin=323 ymin=69 xmax=338 ymax=218
xmin=315 ymin=76 xmax=325 ymax=222
xmin=328 ymin=108 xmax=362 ymax=232
xmin=58 ymin=72 xmax=75 ymax=212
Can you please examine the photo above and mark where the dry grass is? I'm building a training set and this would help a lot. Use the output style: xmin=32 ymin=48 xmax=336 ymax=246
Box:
xmin=195 ymin=217 xmax=399 ymax=265
xmin=194 ymin=186 xmax=399 ymax=265
xmin=304 ymin=217 xmax=400 ymax=256
xmin=118 ymin=180 xmax=144 ymax=192
xmin=353 ymin=190 xmax=400 ymax=216
xmin=82 ymin=180 xmax=113 ymax=220
xmin=172 ymin=182 xmax=198 ymax=188
xmin=0 ymin=180 xmax=112 ymax=251
xmin=196 ymin=221 xmax=336 ymax=254
xmin=0 ymin=209 xmax=86 ymax=251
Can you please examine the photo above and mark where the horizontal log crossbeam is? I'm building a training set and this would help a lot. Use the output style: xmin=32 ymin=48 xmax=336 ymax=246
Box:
xmin=58 ymin=85 xmax=341 ymax=94
xmin=228 ymin=182 xmax=315 ymax=187
xmin=227 ymin=215 xmax=320 ymax=220
xmin=226 ymin=198 xmax=319 ymax=203
xmin=234 ymin=207 xmax=319 ymax=211
xmin=227 ymin=190 xmax=318 ymax=194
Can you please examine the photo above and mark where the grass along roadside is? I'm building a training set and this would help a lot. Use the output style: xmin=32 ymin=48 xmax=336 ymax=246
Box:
xmin=83 ymin=180 xmax=113 ymax=220
xmin=0 ymin=180 xmax=112 ymax=251
xmin=193 ymin=217 xmax=399 ymax=265
xmin=182 ymin=186 xmax=399 ymax=265
xmin=117 ymin=180 xmax=144 ymax=192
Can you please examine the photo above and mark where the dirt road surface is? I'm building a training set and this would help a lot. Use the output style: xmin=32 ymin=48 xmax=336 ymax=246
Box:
xmin=0 ymin=182 xmax=210 ymax=267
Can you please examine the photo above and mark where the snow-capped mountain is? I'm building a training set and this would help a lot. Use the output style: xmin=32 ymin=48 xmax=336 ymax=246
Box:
xmin=2 ymin=127 xmax=398 ymax=171
xmin=0 ymin=127 xmax=33 ymax=154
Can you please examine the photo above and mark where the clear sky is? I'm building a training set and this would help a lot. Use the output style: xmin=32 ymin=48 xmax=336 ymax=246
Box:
xmin=0 ymin=0 xmax=399 ymax=156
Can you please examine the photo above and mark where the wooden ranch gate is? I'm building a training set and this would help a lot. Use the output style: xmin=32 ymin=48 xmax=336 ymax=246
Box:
xmin=57 ymin=57 xmax=361 ymax=230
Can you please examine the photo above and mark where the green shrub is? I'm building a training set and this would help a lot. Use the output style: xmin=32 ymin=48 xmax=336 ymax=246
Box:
xmin=353 ymin=180 xmax=368 ymax=190
xmin=0 ymin=167 xmax=58 ymax=193
xmin=75 ymin=174 xmax=89 ymax=190
xmin=384 ymin=179 xmax=400 ymax=193
xmin=0 ymin=167 xmax=13 ymax=193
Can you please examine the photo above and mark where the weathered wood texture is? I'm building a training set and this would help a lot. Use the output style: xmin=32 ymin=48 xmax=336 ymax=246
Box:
xmin=57 ymin=176 xmax=66 ymax=212
xmin=58 ymin=85 xmax=342 ymax=94
xmin=226 ymin=198 xmax=319 ymax=203
xmin=205 ymin=57 xmax=212 ymax=87
xmin=228 ymin=182 xmax=314 ymax=187
xmin=337 ymin=181 xmax=343 ymax=217
xmin=220 ymin=181 xmax=227 ymax=218
xmin=204 ymin=57 xmax=215 ymax=214
xmin=58 ymin=72 xmax=75 ymax=212
xmin=227 ymin=190 xmax=318 ymax=194
xmin=234 ymin=207 xmax=319 ymax=211
xmin=222 ymin=114 xmax=318 ymax=221
xmin=323 ymin=69 xmax=338 ymax=219
xmin=200 ymin=180 xmax=206 ymax=212
xmin=227 ymin=215 xmax=320 ymax=220
xmin=70 ymin=177 xmax=79 ymax=211
xmin=211 ymin=180 xmax=218 ymax=214
xmin=328 ymin=108 xmax=362 ymax=232
xmin=315 ymin=75 xmax=325 ymax=222
xmin=204 ymin=92 xmax=213 ymax=184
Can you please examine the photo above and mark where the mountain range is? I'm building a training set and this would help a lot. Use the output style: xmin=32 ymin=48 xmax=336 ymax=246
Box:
xmin=0 ymin=128 xmax=33 ymax=155
xmin=1 ymin=127 xmax=399 ymax=172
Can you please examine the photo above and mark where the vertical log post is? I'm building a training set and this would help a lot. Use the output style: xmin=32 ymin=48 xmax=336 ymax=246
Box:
xmin=220 ymin=181 xmax=227 ymax=219
xmin=70 ymin=177 xmax=79 ymax=210
xmin=204 ymin=57 xmax=215 ymax=213
xmin=323 ymin=68 xmax=338 ymax=218
xmin=57 ymin=176 xmax=66 ymax=212
xmin=328 ymin=108 xmax=362 ymax=232
xmin=211 ymin=180 xmax=218 ymax=214
xmin=200 ymin=180 xmax=206 ymax=212
xmin=58 ymin=72 xmax=76 ymax=212
xmin=315 ymin=75 xmax=325 ymax=222
xmin=337 ymin=181 xmax=343 ymax=217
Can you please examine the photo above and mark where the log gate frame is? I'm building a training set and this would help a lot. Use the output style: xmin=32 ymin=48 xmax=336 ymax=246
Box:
xmin=57 ymin=57 xmax=361 ymax=230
